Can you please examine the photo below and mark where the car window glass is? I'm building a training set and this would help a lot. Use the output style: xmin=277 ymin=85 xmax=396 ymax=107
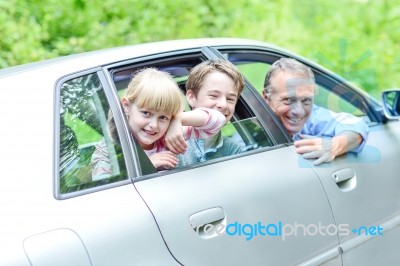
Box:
xmin=175 ymin=116 xmax=273 ymax=169
xmin=226 ymin=117 xmax=273 ymax=151
xmin=237 ymin=62 xmax=270 ymax=95
xmin=59 ymin=73 xmax=128 ymax=194
xmin=228 ymin=56 xmax=366 ymax=117
xmin=313 ymin=84 xmax=364 ymax=116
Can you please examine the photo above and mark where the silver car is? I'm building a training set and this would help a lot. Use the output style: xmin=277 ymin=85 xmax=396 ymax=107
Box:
xmin=1 ymin=38 xmax=400 ymax=266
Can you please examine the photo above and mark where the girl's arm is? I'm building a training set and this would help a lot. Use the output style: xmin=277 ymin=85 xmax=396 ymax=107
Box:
xmin=148 ymin=150 xmax=179 ymax=170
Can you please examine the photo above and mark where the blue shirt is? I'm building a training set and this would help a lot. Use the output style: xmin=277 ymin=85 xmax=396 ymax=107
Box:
xmin=293 ymin=105 xmax=369 ymax=153
xmin=177 ymin=132 xmax=242 ymax=167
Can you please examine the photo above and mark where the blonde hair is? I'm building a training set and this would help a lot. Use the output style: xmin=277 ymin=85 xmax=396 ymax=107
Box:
xmin=125 ymin=68 xmax=184 ymax=115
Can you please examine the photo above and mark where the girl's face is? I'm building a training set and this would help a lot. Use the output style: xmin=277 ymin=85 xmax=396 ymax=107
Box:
xmin=122 ymin=98 xmax=172 ymax=150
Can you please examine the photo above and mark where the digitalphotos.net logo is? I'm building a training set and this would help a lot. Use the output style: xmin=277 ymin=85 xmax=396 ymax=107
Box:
xmin=194 ymin=221 xmax=383 ymax=241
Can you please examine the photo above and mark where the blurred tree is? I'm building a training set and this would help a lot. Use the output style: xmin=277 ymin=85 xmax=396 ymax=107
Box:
xmin=0 ymin=0 xmax=399 ymax=94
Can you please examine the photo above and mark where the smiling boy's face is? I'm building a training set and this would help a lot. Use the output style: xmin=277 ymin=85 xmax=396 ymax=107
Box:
xmin=186 ymin=71 xmax=239 ymax=123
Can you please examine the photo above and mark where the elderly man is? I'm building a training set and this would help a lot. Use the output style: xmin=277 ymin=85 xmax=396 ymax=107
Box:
xmin=263 ymin=58 xmax=368 ymax=165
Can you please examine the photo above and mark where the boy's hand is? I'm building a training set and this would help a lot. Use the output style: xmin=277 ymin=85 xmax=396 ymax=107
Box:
xmin=165 ymin=117 xmax=188 ymax=154
xmin=149 ymin=151 xmax=179 ymax=169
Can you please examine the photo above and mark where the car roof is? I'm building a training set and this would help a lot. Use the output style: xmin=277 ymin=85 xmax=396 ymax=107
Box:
xmin=0 ymin=38 xmax=278 ymax=78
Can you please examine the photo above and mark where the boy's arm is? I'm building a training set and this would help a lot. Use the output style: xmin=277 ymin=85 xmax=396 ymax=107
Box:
xmin=165 ymin=108 xmax=226 ymax=154
xmin=182 ymin=107 xmax=226 ymax=138
xmin=178 ymin=108 xmax=211 ymax=127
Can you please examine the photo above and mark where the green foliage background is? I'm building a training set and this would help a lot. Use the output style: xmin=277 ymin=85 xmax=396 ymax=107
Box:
xmin=1 ymin=0 xmax=399 ymax=96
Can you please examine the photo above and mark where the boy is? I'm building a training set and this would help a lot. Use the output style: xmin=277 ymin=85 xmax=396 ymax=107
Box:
xmin=165 ymin=60 xmax=245 ymax=166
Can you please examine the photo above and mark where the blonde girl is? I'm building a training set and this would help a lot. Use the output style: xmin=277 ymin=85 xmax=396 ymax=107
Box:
xmin=92 ymin=68 xmax=225 ymax=176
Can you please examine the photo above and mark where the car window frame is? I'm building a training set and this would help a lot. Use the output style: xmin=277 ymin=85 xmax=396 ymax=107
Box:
xmin=54 ymin=67 xmax=137 ymax=200
xmin=213 ymin=47 xmax=382 ymax=124
xmin=102 ymin=48 xmax=290 ymax=181
xmin=56 ymin=47 xmax=320 ymax=197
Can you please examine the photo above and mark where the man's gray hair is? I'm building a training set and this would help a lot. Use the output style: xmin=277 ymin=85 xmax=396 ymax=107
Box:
xmin=263 ymin=58 xmax=315 ymax=95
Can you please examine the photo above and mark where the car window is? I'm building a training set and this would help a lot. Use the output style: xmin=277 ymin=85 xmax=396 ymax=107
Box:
xmin=108 ymin=56 xmax=274 ymax=176
xmin=58 ymin=73 xmax=128 ymax=194
xmin=227 ymin=53 xmax=367 ymax=118
xmin=237 ymin=62 xmax=362 ymax=116
xmin=236 ymin=62 xmax=270 ymax=95
xmin=313 ymin=84 xmax=364 ymax=116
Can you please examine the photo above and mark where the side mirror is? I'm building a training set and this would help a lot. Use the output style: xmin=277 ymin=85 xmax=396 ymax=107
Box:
xmin=381 ymin=89 xmax=400 ymax=119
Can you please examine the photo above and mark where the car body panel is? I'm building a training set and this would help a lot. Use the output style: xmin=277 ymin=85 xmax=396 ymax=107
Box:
xmin=1 ymin=183 xmax=179 ymax=265
xmin=23 ymin=229 xmax=92 ymax=266
xmin=305 ymin=121 xmax=400 ymax=265
xmin=135 ymin=146 xmax=341 ymax=265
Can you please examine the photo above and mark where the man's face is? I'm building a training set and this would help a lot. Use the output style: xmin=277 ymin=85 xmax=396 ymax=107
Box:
xmin=263 ymin=71 xmax=315 ymax=136
xmin=186 ymin=71 xmax=239 ymax=123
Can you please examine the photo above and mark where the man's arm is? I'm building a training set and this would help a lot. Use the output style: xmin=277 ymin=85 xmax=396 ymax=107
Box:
xmin=294 ymin=105 xmax=368 ymax=165
xmin=295 ymin=131 xmax=362 ymax=165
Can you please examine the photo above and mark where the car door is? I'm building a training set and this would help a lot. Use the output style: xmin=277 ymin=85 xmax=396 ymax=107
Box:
xmin=300 ymin=75 xmax=400 ymax=266
xmin=23 ymin=68 xmax=180 ymax=265
xmin=220 ymin=46 xmax=400 ymax=265
xmin=107 ymin=50 xmax=343 ymax=265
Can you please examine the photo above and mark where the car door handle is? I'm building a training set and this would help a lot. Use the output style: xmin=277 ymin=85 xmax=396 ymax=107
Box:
xmin=332 ymin=168 xmax=355 ymax=183
xmin=332 ymin=168 xmax=357 ymax=191
xmin=189 ymin=207 xmax=225 ymax=229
